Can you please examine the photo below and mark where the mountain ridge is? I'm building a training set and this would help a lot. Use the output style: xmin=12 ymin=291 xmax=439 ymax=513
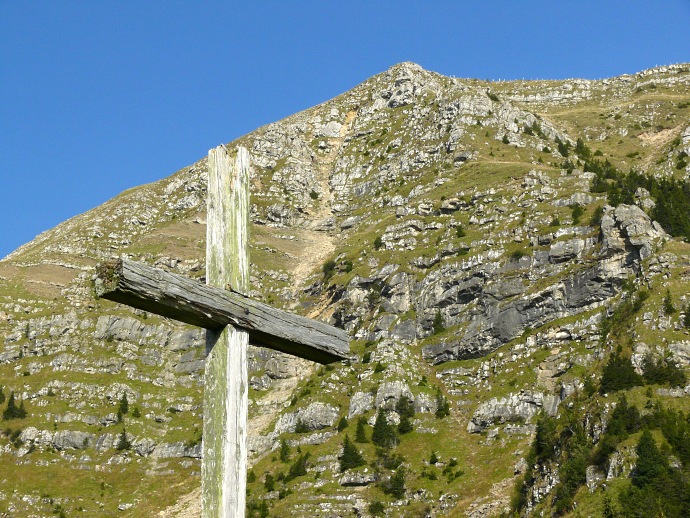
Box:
xmin=0 ymin=61 xmax=689 ymax=517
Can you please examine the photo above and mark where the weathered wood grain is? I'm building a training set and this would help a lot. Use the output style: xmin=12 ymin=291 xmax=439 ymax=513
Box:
xmin=94 ymin=258 xmax=349 ymax=364
xmin=203 ymin=145 xmax=250 ymax=517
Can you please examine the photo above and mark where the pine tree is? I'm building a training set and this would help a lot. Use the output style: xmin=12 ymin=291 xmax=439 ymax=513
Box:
xmin=372 ymin=409 xmax=398 ymax=448
xmin=632 ymin=429 xmax=667 ymax=488
xmin=340 ymin=435 xmax=366 ymax=472
xmin=432 ymin=310 xmax=444 ymax=334
xmin=285 ymin=452 xmax=310 ymax=481
xmin=435 ymin=389 xmax=450 ymax=419
xmin=263 ymin=473 xmax=275 ymax=492
xmin=279 ymin=438 xmax=291 ymax=463
xmin=600 ymin=349 xmax=643 ymax=393
xmin=3 ymin=391 xmax=26 ymax=420
xmin=397 ymin=415 xmax=413 ymax=435
xmin=118 ymin=393 xmax=129 ymax=415
xmin=3 ymin=391 xmax=16 ymax=420
xmin=395 ymin=396 xmax=415 ymax=419
xmin=396 ymin=396 xmax=415 ymax=434
xmin=116 ymin=429 xmax=131 ymax=451
xmin=429 ymin=451 xmax=439 ymax=465
xmin=0 ymin=386 xmax=5 ymax=405
xmin=368 ymin=501 xmax=385 ymax=516
xmin=337 ymin=416 xmax=349 ymax=432
xmin=355 ymin=417 xmax=369 ymax=443
xmin=385 ymin=467 xmax=406 ymax=499
xmin=294 ymin=419 xmax=309 ymax=433
xmin=663 ymin=289 xmax=676 ymax=315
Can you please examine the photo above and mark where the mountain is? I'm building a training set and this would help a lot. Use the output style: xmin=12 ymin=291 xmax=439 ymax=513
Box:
xmin=1 ymin=62 xmax=690 ymax=517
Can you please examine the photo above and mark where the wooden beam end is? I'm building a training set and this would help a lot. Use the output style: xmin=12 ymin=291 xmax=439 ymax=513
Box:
xmin=94 ymin=259 xmax=123 ymax=298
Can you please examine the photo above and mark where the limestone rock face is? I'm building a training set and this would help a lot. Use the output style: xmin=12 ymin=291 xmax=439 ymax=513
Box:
xmin=151 ymin=442 xmax=201 ymax=459
xmin=347 ymin=391 xmax=375 ymax=418
xmin=274 ymin=402 xmax=339 ymax=434
xmin=374 ymin=381 xmax=413 ymax=410
xmin=669 ymin=341 xmax=690 ymax=366
xmin=600 ymin=204 xmax=667 ymax=260
xmin=467 ymin=391 xmax=560 ymax=433
xmin=20 ymin=427 xmax=93 ymax=450
xmin=265 ymin=354 xmax=309 ymax=380
xmin=421 ymin=203 xmax=668 ymax=365
xmin=339 ymin=470 xmax=376 ymax=486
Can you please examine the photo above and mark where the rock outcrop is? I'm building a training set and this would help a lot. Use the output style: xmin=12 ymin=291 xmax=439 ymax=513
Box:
xmin=1 ymin=61 xmax=689 ymax=517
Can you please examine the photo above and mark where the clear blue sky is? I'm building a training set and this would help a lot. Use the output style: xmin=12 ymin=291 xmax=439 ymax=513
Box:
xmin=1 ymin=1 xmax=689 ymax=259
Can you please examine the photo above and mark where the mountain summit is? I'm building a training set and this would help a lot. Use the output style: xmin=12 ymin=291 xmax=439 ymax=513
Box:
xmin=1 ymin=63 xmax=689 ymax=516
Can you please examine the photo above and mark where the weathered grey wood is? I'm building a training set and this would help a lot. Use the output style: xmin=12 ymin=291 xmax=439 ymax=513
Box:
xmin=95 ymin=258 xmax=349 ymax=364
xmin=203 ymin=145 xmax=249 ymax=517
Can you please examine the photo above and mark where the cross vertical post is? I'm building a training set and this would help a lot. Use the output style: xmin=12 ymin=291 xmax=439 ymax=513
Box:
xmin=202 ymin=146 xmax=250 ymax=517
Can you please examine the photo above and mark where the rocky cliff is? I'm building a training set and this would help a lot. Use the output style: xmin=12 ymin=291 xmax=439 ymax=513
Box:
xmin=0 ymin=62 xmax=689 ymax=517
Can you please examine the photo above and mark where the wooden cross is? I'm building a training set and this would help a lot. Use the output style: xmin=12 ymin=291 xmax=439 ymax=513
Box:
xmin=94 ymin=146 xmax=349 ymax=517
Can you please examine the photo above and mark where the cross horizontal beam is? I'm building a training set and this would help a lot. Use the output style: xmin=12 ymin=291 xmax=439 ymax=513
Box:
xmin=95 ymin=259 xmax=349 ymax=364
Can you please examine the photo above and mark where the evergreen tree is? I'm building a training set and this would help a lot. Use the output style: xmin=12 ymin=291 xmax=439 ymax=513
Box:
xmin=384 ymin=467 xmax=406 ymax=499
xmin=285 ymin=452 xmax=310 ymax=481
xmin=118 ymin=393 xmax=129 ymax=415
xmin=571 ymin=204 xmax=584 ymax=224
xmin=3 ymin=391 xmax=16 ymax=420
xmin=533 ymin=413 xmax=558 ymax=463
xmin=263 ymin=473 xmax=275 ymax=492
xmin=355 ymin=416 xmax=369 ymax=443
xmin=340 ymin=435 xmax=366 ymax=472
xmin=279 ymin=438 xmax=291 ymax=463
xmin=432 ymin=310 xmax=444 ymax=334
xmin=575 ymin=137 xmax=591 ymax=158
xmin=395 ymin=396 xmax=415 ymax=420
xmin=557 ymin=138 xmax=570 ymax=157
xmin=663 ymin=289 xmax=676 ymax=315
xmin=606 ymin=395 xmax=641 ymax=439
xmin=372 ymin=409 xmax=398 ymax=448
xmin=642 ymin=355 xmax=687 ymax=387
xmin=294 ymin=419 xmax=309 ymax=433
xmin=3 ymin=391 xmax=26 ymax=420
xmin=429 ymin=451 xmax=439 ymax=465
xmin=0 ymin=386 xmax=5 ymax=405
xmin=368 ymin=501 xmax=385 ymax=516
xmin=435 ymin=389 xmax=450 ymax=419
xmin=116 ymin=429 xmax=131 ymax=451
xmin=395 ymin=396 xmax=415 ymax=434
xmin=397 ymin=415 xmax=413 ymax=435
xmin=600 ymin=349 xmax=643 ymax=393
xmin=247 ymin=498 xmax=269 ymax=518
xmin=632 ymin=429 xmax=667 ymax=489
xmin=337 ymin=416 xmax=349 ymax=432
